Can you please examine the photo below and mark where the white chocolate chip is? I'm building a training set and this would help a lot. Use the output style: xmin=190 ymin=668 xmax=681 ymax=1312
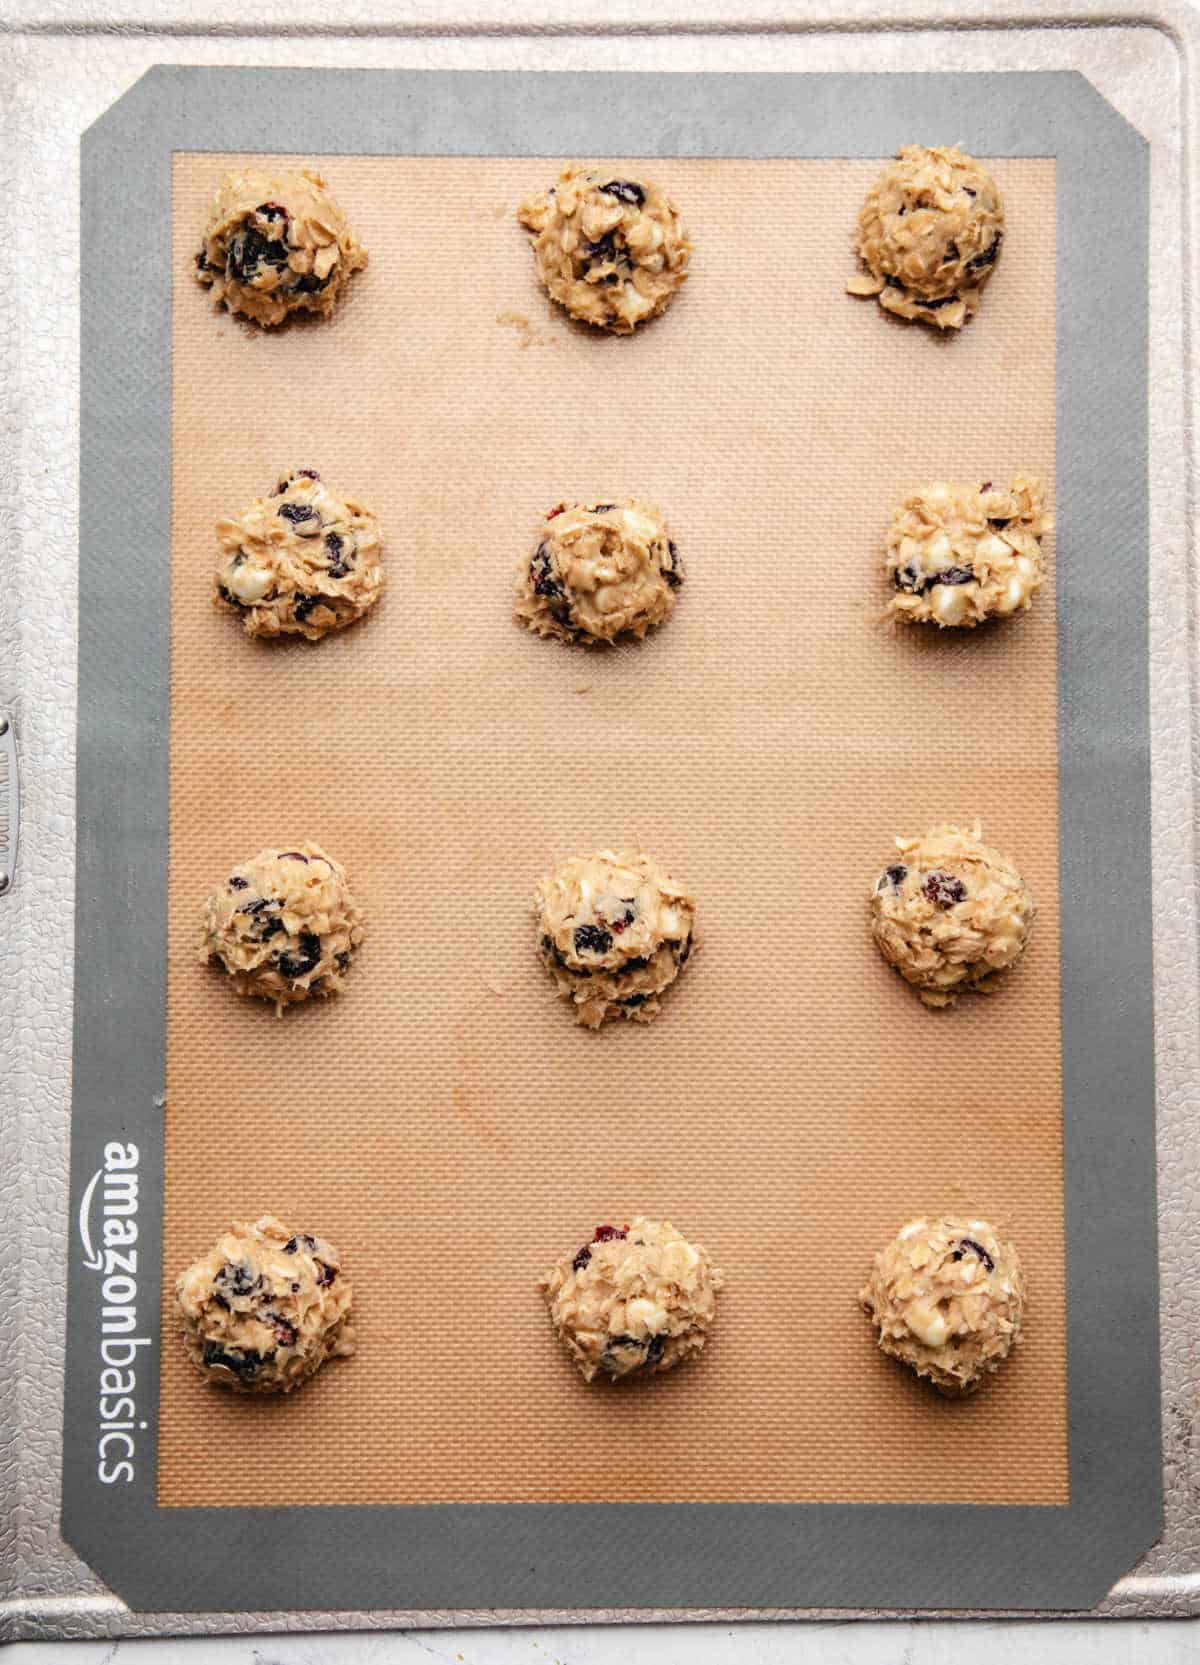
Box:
xmin=904 ymin=1298 xmax=949 ymax=1348
xmin=228 ymin=563 xmax=273 ymax=603
xmin=626 ymin=1297 xmax=669 ymax=1333
xmin=932 ymin=583 xmax=971 ymax=626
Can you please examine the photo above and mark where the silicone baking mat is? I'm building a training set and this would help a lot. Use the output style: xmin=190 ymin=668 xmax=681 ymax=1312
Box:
xmin=161 ymin=151 xmax=1065 ymax=1511
xmin=62 ymin=67 xmax=1158 ymax=1615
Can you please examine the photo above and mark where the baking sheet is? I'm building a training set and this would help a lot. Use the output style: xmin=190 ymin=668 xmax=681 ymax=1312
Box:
xmin=161 ymin=151 xmax=1067 ymax=1512
xmin=16 ymin=48 xmax=1171 ymax=1625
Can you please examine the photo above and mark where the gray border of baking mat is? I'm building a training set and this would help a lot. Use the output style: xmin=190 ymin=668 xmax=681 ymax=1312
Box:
xmin=65 ymin=66 xmax=1156 ymax=1615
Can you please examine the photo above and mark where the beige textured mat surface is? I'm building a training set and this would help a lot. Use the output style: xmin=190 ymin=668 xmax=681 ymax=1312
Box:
xmin=160 ymin=153 xmax=1063 ymax=1508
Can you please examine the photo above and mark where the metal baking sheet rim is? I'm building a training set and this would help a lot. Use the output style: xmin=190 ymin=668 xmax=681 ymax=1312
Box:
xmin=2 ymin=5 xmax=1197 ymax=1639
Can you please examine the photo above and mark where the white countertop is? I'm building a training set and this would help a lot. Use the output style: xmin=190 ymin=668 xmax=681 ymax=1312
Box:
xmin=9 ymin=1621 xmax=1200 ymax=1663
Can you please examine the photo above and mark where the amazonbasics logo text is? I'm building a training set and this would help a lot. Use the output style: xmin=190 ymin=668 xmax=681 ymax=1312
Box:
xmin=78 ymin=1141 xmax=153 ymax=1483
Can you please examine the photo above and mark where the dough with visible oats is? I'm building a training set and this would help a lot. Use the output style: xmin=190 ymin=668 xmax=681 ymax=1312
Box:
xmin=199 ymin=842 xmax=364 ymax=1013
xmin=887 ymin=477 xmax=1051 ymax=628
xmin=215 ymin=468 xmax=384 ymax=641
xmin=176 ymin=1215 xmax=354 ymax=1394
xmin=518 ymin=164 xmax=691 ymax=333
xmin=195 ymin=168 xmax=367 ymax=327
xmin=870 ymin=825 xmax=1035 ymax=1007
xmin=847 ymin=145 xmax=1004 ymax=330
xmin=515 ymin=499 xmax=682 ymax=644
xmin=536 ymin=849 xmax=696 ymax=1028
xmin=861 ymin=1215 xmax=1025 ymax=1396
xmin=540 ymin=1217 xmax=723 ymax=1383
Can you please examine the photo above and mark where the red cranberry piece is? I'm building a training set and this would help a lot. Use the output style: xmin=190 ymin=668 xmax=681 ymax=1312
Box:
xmin=593 ymin=1224 xmax=627 ymax=1244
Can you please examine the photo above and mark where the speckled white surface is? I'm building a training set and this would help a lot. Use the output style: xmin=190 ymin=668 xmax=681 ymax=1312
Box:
xmin=3 ymin=0 xmax=1198 ymax=1642
xmin=7 ymin=1620 xmax=1200 ymax=1661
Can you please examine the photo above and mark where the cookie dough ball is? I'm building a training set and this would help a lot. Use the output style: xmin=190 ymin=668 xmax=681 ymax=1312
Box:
xmin=887 ymin=477 xmax=1051 ymax=628
xmin=861 ymin=1215 xmax=1025 ymax=1396
xmin=847 ymin=145 xmax=1004 ymax=330
xmin=515 ymin=499 xmax=682 ymax=644
xmin=870 ymin=824 xmax=1035 ymax=1008
xmin=536 ymin=849 xmax=696 ymax=1028
xmin=176 ymin=1214 xmax=354 ymax=1394
xmin=540 ymin=1217 xmax=723 ymax=1383
xmin=215 ymin=469 xmax=384 ymax=641
xmin=517 ymin=164 xmax=691 ymax=333
xmin=199 ymin=842 xmax=364 ymax=1013
xmin=195 ymin=168 xmax=367 ymax=327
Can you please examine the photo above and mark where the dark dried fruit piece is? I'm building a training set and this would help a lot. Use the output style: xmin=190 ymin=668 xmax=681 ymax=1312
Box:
xmin=217 ymin=583 xmax=244 ymax=608
xmin=227 ymin=227 xmax=289 ymax=285
xmin=923 ymin=566 xmax=975 ymax=592
xmin=952 ymin=1237 xmax=996 ymax=1274
xmin=878 ymin=864 xmax=908 ymax=891
xmin=292 ymin=594 xmax=321 ymax=624
xmin=644 ymin=1334 xmax=666 ymax=1365
xmin=530 ymin=542 xmax=564 ymax=600
xmin=590 ymin=504 xmax=616 ymax=514
xmin=574 ymin=923 xmax=613 ymax=956
xmin=335 ymin=950 xmax=352 ymax=972
xmin=663 ymin=540 xmax=683 ymax=588
xmin=278 ymin=501 xmax=318 ymax=526
xmin=325 ymin=531 xmax=350 ymax=577
xmin=213 ymin=1261 xmax=263 ymax=1300
xmin=273 ymin=1319 xmax=299 ymax=1348
xmin=620 ymin=993 xmax=648 ymax=1008
xmin=202 ymin=1341 xmax=261 ymax=1376
xmin=275 ymin=931 xmax=322 ymax=980
xmin=967 ymin=232 xmax=1002 ymax=273
xmin=315 ymin=1260 xmax=337 ymax=1287
xmin=599 ymin=180 xmax=646 ymax=207
xmin=238 ymin=896 xmax=274 ymax=916
xmin=623 ymin=954 xmax=651 ymax=973
xmin=283 ymin=1233 xmax=318 ymax=1255
xmin=292 ymin=271 xmax=331 ymax=295
xmin=571 ymin=1245 xmax=592 ymax=1273
xmin=917 ymin=295 xmax=958 ymax=310
xmin=229 ymin=875 xmax=249 ymax=891
xmin=195 ymin=250 xmax=209 ymax=272
xmin=923 ymin=871 xmax=967 ymax=908
xmin=582 ymin=232 xmax=621 ymax=267
xmin=277 ymin=851 xmax=310 ymax=863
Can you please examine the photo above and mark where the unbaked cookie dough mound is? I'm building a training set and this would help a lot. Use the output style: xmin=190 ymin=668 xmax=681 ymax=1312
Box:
xmin=540 ymin=1216 xmax=723 ymax=1383
xmin=195 ymin=169 xmax=367 ymax=327
xmin=861 ymin=1215 xmax=1025 ymax=1396
xmin=199 ymin=842 xmax=364 ymax=1013
xmin=847 ymin=145 xmax=1004 ymax=330
xmin=515 ymin=499 xmax=682 ymax=644
xmin=176 ymin=1214 xmax=354 ymax=1394
xmin=517 ymin=164 xmax=691 ymax=333
xmin=536 ymin=849 xmax=696 ymax=1028
xmin=887 ymin=476 xmax=1051 ymax=628
xmin=214 ymin=469 xmax=384 ymax=641
xmin=870 ymin=824 xmax=1035 ymax=1008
